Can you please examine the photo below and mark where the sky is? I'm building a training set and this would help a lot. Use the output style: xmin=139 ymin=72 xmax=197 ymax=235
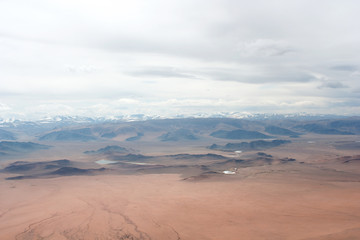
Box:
xmin=0 ymin=0 xmax=360 ymax=120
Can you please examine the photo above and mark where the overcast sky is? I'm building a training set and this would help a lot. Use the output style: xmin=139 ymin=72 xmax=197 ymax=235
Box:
xmin=0 ymin=0 xmax=360 ymax=119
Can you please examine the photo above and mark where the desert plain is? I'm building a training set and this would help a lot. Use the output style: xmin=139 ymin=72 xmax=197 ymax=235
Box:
xmin=1 ymin=118 xmax=360 ymax=240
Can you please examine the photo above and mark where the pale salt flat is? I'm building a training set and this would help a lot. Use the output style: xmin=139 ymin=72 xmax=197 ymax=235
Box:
xmin=95 ymin=159 xmax=117 ymax=165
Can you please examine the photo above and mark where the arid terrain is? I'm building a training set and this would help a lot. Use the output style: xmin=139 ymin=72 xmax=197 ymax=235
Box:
xmin=1 ymin=117 xmax=360 ymax=239
xmin=2 ymin=0 xmax=360 ymax=238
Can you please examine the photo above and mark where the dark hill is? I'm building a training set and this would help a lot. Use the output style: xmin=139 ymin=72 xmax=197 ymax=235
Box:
xmin=51 ymin=167 xmax=90 ymax=175
xmin=159 ymin=129 xmax=198 ymax=141
xmin=210 ymin=129 xmax=272 ymax=139
xmin=330 ymin=119 xmax=360 ymax=133
xmin=112 ymin=154 xmax=153 ymax=161
xmin=333 ymin=141 xmax=360 ymax=150
xmin=209 ymin=140 xmax=291 ymax=151
xmin=100 ymin=132 xmax=117 ymax=138
xmin=84 ymin=145 xmax=129 ymax=155
xmin=51 ymin=167 xmax=106 ymax=176
xmin=295 ymin=124 xmax=354 ymax=135
xmin=3 ymin=159 xmax=71 ymax=173
xmin=39 ymin=128 xmax=96 ymax=141
xmin=265 ymin=126 xmax=300 ymax=137
xmin=99 ymin=127 xmax=136 ymax=138
xmin=0 ymin=129 xmax=16 ymax=140
xmin=0 ymin=141 xmax=51 ymax=156
xmin=145 ymin=118 xmax=245 ymax=130
xmin=126 ymin=132 xmax=144 ymax=141
xmin=166 ymin=153 xmax=228 ymax=160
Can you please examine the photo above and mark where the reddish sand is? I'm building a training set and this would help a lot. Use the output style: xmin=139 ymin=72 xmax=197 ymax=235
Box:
xmin=1 ymin=170 xmax=360 ymax=240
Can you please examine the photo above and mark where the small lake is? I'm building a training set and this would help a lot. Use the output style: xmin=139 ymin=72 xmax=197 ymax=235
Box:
xmin=95 ymin=159 xmax=117 ymax=165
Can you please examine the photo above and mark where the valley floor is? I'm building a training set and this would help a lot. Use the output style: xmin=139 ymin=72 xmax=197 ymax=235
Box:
xmin=1 ymin=162 xmax=360 ymax=240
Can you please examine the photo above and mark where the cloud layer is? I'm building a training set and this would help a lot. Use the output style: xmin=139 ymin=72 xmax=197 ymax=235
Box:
xmin=0 ymin=0 xmax=360 ymax=119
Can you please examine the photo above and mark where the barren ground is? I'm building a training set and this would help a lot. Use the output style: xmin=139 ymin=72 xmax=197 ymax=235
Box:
xmin=1 ymin=134 xmax=360 ymax=240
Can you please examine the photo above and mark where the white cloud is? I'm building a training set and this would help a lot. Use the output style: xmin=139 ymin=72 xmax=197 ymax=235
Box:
xmin=0 ymin=102 xmax=11 ymax=111
xmin=31 ymin=103 xmax=75 ymax=116
xmin=318 ymin=81 xmax=348 ymax=89
xmin=236 ymin=39 xmax=294 ymax=57
xmin=0 ymin=0 xmax=360 ymax=119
